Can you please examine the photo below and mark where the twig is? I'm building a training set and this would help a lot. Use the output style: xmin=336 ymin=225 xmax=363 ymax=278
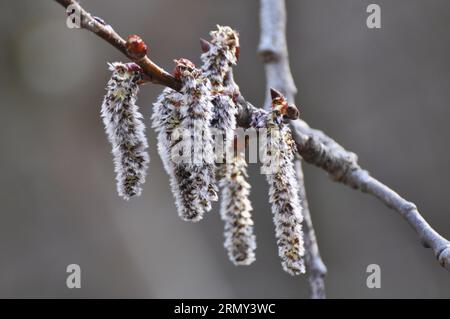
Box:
xmin=54 ymin=0 xmax=181 ymax=91
xmin=295 ymin=161 xmax=327 ymax=299
xmin=258 ymin=0 xmax=327 ymax=299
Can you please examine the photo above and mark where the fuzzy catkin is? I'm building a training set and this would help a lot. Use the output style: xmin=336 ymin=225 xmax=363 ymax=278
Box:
xmin=220 ymin=154 xmax=256 ymax=265
xmin=201 ymin=26 xmax=258 ymax=265
xmin=152 ymin=88 xmax=210 ymax=221
xmin=268 ymin=127 xmax=305 ymax=275
xmin=101 ymin=62 xmax=149 ymax=200
xmin=201 ymin=25 xmax=239 ymax=85
xmin=152 ymin=60 xmax=217 ymax=222
xmin=254 ymin=105 xmax=306 ymax=275
xmin=151 ymin=87 xmax=181 ymax=175
xmin=201 ymin=25 xmax=240 ymax=167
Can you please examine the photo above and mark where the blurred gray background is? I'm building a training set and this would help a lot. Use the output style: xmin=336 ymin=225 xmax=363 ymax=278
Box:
xmin=0 ymin=0 xmax=449 ymax=298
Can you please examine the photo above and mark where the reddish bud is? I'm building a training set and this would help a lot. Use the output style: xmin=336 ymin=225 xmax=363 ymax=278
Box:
xmin=269 ymin=88 xmax=298 ymax=118
xmin=124 ymin=62 xmax=142 ymax=73
xmin=173 ymin=58 xmax=196 ymax=79
xmin=270 ymin=88 xmax=283 ymax=101
xmin=200 ymin=38 xmax=211 ymax=53
xmin=173 ymin=66 xmax=181 ymax=79
xmin=126 ymin=35 xmax=147 ymax=60
xmin=235 ymin=46 xmax=240 ymax=60
xmin=285 ymin=105 xmax=299 ymax=119
xmin=173 ymin=58 xmax=195 ymax=69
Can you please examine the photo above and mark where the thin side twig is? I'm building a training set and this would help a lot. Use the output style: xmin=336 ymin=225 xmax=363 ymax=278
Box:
xmin=258 ymin=0 xmax=327 ymax=299
xmin=55 ymin=0 xmax=181 ymax=91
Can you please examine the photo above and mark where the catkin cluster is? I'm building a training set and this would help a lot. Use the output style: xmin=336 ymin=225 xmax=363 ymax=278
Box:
xmin=99 ymin=26 xmax=305 ymax=276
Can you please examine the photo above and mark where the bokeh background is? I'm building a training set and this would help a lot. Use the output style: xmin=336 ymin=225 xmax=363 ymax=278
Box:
xmin=0 ymin=0 xmax=449 ymax=298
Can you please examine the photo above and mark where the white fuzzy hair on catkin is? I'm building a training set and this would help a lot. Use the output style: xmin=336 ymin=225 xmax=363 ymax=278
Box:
xmin=152 ymin=60 xmax=217 ymax=222
xmin=101 ymin=62 xmax=149 ymax=200
xmin=201 ymin=25 xmax=239 ymax=84
xmin=254 ymin=103 xmax=306 ymax=275
xmin=201 ymin=25 xmax=240 ymax=169
xmin=220 ymin=154 xmax=256 ymax=265
xmin=201 ymin=26 xmax=258 ymax=265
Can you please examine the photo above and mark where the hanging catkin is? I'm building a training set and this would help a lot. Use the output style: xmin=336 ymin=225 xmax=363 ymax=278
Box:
xmin=152 ymin=59 xmax=217 ymax=222
xmin=220 ymin=153 xmax=256 ymax=265
xmin=101 ymin=62 xmax=149 ymax=200
xmin=200 ymin=26 xmax=257 ymax=265
xmin=254 ymin=89 xmax=305 ymax=275
xmin=200 ymin=25 xmax=240 ymax=167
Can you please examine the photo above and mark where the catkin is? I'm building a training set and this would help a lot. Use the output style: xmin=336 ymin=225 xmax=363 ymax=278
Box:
xmin=101 ymin=62 xmax=149 ymax=200
xmin=152 ymin=59 xmax=217 ymax=222
xmin=201 ymin=26 xmax=258 ymax=265
xmin=220 ymin=154 xmax=256 ymax=265
xmin=201 ymin=25 xmax=240 ymax=168
xmin=254 ymin=93 xmax=306 ymax=275
xmin=201 ymin=25 xmax=239 ymax=85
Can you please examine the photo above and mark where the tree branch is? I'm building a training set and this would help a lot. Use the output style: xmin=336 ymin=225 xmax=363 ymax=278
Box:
xmin=258 ymin=0 xmax=297 ymax=107
xmin=290 ymin=119 xmax=450 ymax=271
xmin=295 ymin=161 xmax=327 ymax=299
xmin=53 ymin=0 xmax=450 ymax=282
xmin=234 ymin=79 xmax=450 ymax=272
xmin=258 ymin=0 xmax=327 ymax=299
xmin=54 ymin=0 xmax=181 ymax=91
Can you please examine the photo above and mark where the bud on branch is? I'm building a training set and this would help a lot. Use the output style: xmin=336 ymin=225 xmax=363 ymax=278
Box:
xmin=125 ymin=35 xmax=148 ymax=60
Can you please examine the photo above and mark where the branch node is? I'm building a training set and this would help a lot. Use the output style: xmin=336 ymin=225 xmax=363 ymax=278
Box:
xmin=437 ymin=246 xmax=450 ymax=271
xmin=258 ymin=49 xmax=280 ymax=63
xmin=402 ymin=202 xmax=417 ymax=216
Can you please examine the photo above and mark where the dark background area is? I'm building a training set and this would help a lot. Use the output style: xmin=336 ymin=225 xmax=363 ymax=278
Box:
xmin=0 ymin=0 xmax=449 ymax=298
